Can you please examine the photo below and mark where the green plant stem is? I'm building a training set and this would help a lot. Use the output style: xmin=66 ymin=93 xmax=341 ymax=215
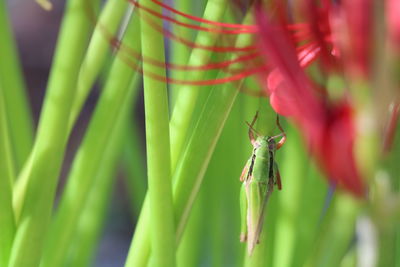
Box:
xmin=66 ymin=76 xmax=139 ymax=267
xmin=176 ymin=192 xmax=204 ymax=267
xmin=125 ymin=197 xmax=151 ymax=266
xmin=40 ymin=15 xmax=141 ymax=267
xmin=68 ymin=0 xmax=129 ymax=125
xmin=124 ymin=12 xmax=253 ymax=267
xmin=0 ymin=87 xmax=16 ymax=267
xmin=0 ymin=0 xmax=33 ymax=171
xmin=8 ymin=0 xmax=96 ymax=265
xmin=122 ymin=120 xmax=147 ymax=216
xmin=169 ymin=0 xmax=191 ymax=106
xmin=140 ymin=1 xmax=176 ymax=266
xmin=169 ymin=0 xmax=229 ymax=170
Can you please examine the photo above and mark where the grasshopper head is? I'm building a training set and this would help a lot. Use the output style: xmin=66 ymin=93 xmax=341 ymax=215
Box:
xmin=266 ymin=136 xmax=277 ymax=151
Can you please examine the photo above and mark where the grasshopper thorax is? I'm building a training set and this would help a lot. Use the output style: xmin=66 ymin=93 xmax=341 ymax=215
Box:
xmin=254 ymin=136 xmax=277 ymax=152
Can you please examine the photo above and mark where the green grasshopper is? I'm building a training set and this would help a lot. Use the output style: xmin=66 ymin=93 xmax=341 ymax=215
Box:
xmin=239 ymin=112 xmax=286 ymax=254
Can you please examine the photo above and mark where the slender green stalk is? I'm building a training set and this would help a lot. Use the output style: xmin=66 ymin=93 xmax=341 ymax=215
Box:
xmin=40 ymin=15 xmax=141 ymax=267
xmin=0 ymin=0 xmax=33 ymax=171
xmin=122 ymin=120 xmax=147 ymax=216
xmin=169 ymin=0 xmax=192 ymax=106
xmin=65 ymin=76 xmax=139 ymax=267
xmin=176 ymin=190 xmax=204 ymax=267
xmin=125 ymin=13 xmax=253 ymax=267
xmin=8 ymin=0 xmax=96 ymax=265
xmin=169 ymin=0 xmax=229 ymax=170
xmin=172 ymin=77 xmax=240 ymax=245
xmin=172 ymin=51 xmax=221 ymax=266
xmin=68 ymin=0 xmax=129 ymax=125
xmin=140 ymin=1 xmax=175 ymax=266
xmin=125 ymin=197 xmax=151 ymax=267
xmin=0 ymin=87 xmax=16 ymax=267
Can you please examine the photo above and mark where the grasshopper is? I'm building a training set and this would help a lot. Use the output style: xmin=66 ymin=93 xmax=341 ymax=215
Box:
xmin=239 ymin=112 xmax=286 ymax=254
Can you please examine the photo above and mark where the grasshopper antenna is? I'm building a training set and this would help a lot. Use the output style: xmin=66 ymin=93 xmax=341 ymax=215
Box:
xmin=269 ymin=115 xmax=286 ymax=149
xmin=246 ymin=111 xmax=261 ymax=146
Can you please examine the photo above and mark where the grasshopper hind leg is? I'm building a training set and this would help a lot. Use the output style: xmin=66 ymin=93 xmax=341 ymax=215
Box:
xmin=240 ymin=182 xmax=248 ymax=242
xmin=274 ymin=162 xmax=282 ymax=190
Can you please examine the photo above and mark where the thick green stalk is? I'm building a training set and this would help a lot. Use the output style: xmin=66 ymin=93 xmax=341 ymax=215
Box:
xmin=0 ymin=87 xmax=16 ymax=266
xmin=140 ymin=1 xmax=175 ymax=266
xmin=8 ymin=0 xmax=95 ymax=265
xmin=0 ymin=0 xmax=33 ymax=171
xmin=169 ymin=0 xmax=229 ymax=169
xmin=40 ymin=15 xmax=141 ymax=267
xmin=125 ymin=13 xmax=253 ymax=267
xmin=65 ymin=76 xmax=139 ymax=267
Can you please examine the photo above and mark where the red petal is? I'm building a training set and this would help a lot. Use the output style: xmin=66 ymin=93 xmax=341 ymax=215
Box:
xmin=317 ymin=102 xmax=364 ymax=196
xmin=266 ymin=70 xmax=302 ymax=116
xmin=387 ymin=0 xmax=400 ymax=50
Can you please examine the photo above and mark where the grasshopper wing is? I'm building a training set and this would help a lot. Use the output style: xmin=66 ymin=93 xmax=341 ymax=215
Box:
xmin=240 ymin=157 xmax=252 ymax=182
xmin=247 ymin=180 xmax=274 ymax=255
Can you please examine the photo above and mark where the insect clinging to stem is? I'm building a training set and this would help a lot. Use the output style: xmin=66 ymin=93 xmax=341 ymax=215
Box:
xmin=239 ymin=111 xmax=286 ymax=255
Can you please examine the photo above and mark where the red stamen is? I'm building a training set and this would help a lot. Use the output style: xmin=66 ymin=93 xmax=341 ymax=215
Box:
xmin=120 ymin=52 xmax=264 ymax=85
xmin=131 ymin=0 xmax=256 ymax=34
xmin=117 ymin=35 xmax=261 ymax=71
xmin=150 ymin=0 xmax=257 ymax=30
xmin=139 ymin=11 xmax=257 ymax=53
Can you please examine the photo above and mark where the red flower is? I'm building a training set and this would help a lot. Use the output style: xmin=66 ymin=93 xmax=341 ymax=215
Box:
xmin=254 ymin=1 xmax=365 ymax=196
xmin=387 ymin=0 xmax=400 ymax=51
